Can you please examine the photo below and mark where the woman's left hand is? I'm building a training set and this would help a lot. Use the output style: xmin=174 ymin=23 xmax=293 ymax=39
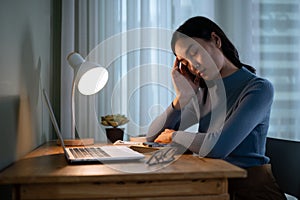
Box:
xmin=154 ymin=129 xmax=175 ymax=144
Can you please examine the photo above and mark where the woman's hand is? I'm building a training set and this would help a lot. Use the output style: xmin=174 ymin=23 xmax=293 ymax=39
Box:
xmin=154 ymin=129 xmax=175 ymax=144
xmin=172 ymin=59 xmax=200 ymax=109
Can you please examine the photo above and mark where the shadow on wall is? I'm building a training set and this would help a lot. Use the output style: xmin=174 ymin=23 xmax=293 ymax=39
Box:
xmin=0 ymin=25 xmax=45 ymax=171
xmin=16 ymin=25 xmax=44 ymax=160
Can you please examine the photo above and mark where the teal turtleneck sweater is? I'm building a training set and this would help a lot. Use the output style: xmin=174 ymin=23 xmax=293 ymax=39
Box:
xmin=146 ymin=67 xmax=274 ymax=168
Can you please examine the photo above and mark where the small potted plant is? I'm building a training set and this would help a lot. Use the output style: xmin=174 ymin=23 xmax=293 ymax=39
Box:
xmin=101 ymin=114 xmax=129 ymax=143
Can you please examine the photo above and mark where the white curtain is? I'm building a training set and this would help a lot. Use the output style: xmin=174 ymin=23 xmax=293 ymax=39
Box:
xmin=61 ymin=0 xmax=300 ymax=142
xmin=61 ymin=0 xmax=216 ymax=141
xmin=61 ymin=0 xmax=75 ymax=139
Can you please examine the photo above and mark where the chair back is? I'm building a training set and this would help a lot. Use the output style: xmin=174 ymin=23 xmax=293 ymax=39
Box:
xmin=266 ymin=137 xmax=300 ymax=199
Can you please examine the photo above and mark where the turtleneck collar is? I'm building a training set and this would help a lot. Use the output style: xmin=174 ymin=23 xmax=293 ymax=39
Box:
xmin=222 ymin=67 xmax=255 ymax=92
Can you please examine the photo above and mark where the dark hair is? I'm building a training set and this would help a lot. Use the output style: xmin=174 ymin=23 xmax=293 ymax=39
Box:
xmin=171 ymin=16 xmax=256 ymax=74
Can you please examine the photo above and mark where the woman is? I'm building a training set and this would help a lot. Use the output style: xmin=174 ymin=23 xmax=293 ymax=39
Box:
xmin=146 ymin=16 xmax=286 ymax=200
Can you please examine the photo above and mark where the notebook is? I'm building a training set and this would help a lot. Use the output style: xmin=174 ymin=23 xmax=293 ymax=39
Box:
xmin=42 ymin=89 xmax=145 ymax=164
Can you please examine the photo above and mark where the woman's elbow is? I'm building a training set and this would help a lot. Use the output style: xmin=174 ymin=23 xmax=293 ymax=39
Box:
xmin=205 ymin=149 xmax=230 ymax=159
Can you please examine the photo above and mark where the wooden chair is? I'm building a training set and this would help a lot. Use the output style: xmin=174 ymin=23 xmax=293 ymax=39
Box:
xmin=265 ymin=137 xmax=300 ymax=199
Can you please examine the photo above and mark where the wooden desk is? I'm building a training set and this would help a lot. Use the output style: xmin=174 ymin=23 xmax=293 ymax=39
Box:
xmin=0 ymin=142 xmax=246 ymax=200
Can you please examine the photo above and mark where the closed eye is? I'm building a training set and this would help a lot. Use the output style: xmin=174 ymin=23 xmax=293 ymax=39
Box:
xmin=189 ymin=45 xmax=198 ymax=57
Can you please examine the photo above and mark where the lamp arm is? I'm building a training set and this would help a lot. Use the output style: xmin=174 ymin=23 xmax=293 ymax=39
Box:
xmin=71 ymin=77 xmax=76 ymax=139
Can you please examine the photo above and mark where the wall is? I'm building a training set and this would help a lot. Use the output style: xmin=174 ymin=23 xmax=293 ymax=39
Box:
xmin=0 ymin=0 xmax=52 ymax=172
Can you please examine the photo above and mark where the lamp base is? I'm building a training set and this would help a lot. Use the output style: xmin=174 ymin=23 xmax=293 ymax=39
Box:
xmin=56 ymin=138 xmax=94 ymax=146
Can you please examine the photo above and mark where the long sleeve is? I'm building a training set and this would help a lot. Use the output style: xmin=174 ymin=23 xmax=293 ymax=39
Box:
xmin=204 ymin=79 xmax=274 ymax=158
xmin=172 ymin=78 xmax=274 ymax=160
xmin=146 ymin=95 xmax=201 ymax=142
xmin=146 ymin=104 xmax=181 ymax=142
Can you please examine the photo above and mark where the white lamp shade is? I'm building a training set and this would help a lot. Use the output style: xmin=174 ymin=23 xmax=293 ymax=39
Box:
xmin=67 ymin=52 xmax=109 ymax=95
xmin=78 ymin=67 xmax=108 ymax=95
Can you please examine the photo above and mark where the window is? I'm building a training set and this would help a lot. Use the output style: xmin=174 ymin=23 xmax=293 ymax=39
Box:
xmin=252 ymin=0 xmax=300 ymax=141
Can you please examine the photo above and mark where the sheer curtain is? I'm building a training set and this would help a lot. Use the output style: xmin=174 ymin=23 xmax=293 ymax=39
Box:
xmin=61 ymin=0 xmax=216 ymax=141
xmin=61 ymin=0 xmax=300 ymax=142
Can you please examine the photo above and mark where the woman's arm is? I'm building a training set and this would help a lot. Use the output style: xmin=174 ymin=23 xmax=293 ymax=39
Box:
xmin=146 ymin=95 xmax=200 ymax=142
xmin=172 ymin=79 xmax=274 ymax=157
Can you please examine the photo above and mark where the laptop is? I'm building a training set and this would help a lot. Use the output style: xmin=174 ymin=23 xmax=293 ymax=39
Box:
xmin=42 ymin=89 xmax=145 ymax=164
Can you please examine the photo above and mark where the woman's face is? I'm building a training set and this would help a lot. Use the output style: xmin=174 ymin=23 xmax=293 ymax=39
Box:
xmin=174 ymin=35 xmax=224 ymax=80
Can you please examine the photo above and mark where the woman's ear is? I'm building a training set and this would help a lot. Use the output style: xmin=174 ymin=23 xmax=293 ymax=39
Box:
xmin=211 ymin=32 xmax=221 ymax=48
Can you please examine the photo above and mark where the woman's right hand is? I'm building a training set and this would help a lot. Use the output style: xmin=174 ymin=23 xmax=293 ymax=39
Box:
xmin=171 ymin=59 xmax=200 ymax=109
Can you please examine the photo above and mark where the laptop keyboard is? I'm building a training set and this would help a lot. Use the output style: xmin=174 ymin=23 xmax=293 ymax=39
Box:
xmin=69 ymin=147 xmax=111 ymax=158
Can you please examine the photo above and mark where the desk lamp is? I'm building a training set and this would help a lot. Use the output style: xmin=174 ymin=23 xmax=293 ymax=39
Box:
xmin=64 ymin=52 xmax=108 ymax=146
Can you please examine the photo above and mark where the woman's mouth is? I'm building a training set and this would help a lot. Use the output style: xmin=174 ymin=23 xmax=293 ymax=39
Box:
xmin=198 ymin=68 xmax=206 ymax=77
xmin=193 ymin=64 xmax=206 ymax=77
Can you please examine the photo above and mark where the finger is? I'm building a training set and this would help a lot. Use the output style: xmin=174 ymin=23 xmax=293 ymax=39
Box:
xmin=171 ymin=65 xmax=182 ymax=78
xmin=174 ymin=58 xmax=180 ymax=69
xmin=164 ymin=129 xmax=174 ymax=134
xmin=154 ymin=138 xmax=160 ymax=143
xmin=193 ymin=76 xmax=200 ymax=84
